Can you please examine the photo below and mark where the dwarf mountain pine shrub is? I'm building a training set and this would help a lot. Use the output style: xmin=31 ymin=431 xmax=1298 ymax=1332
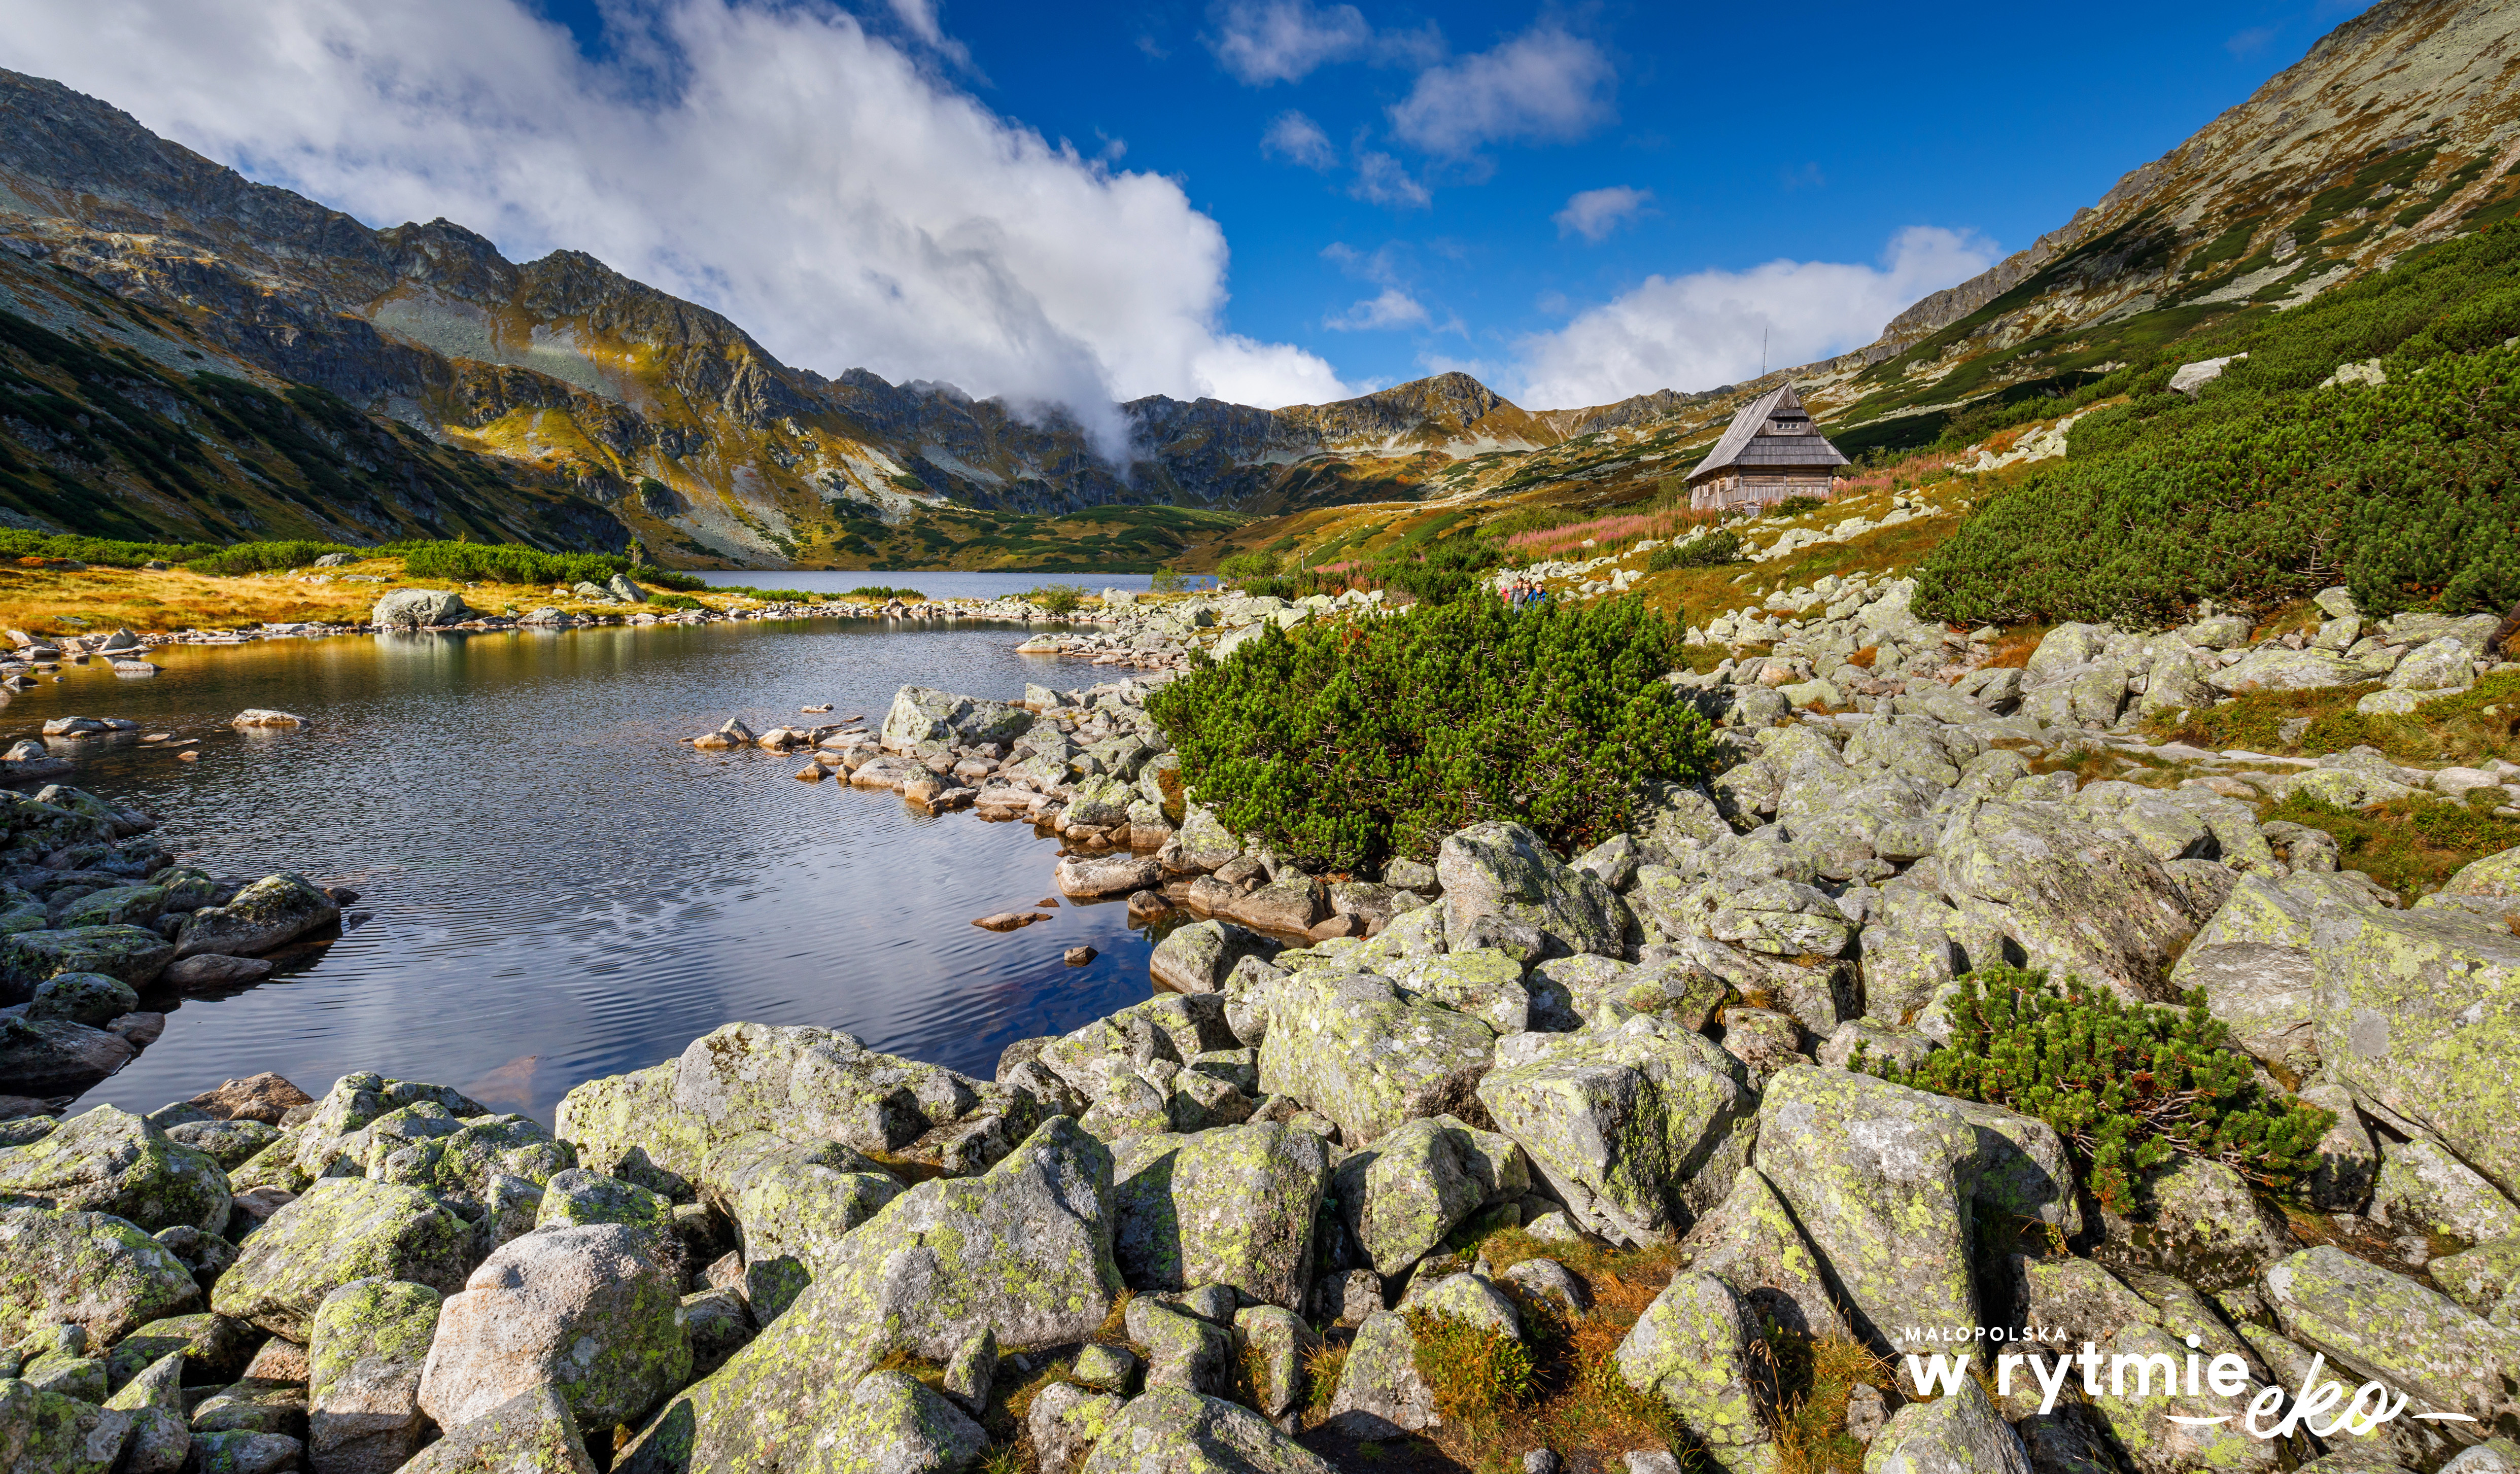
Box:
xmin=1026 ymin=583 xmax=1086 ymax=614
xmin=1859 ymin=966 xmax=2334 ymax=1216
xmin=1646 ymin=529 xmax=1744 ymax=571
xmin=1146 ymin=594 xmax=1716 ymax=873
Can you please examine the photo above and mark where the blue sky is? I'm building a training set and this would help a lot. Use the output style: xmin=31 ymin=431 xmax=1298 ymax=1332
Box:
xmin=7 ymin=0 xmax=2374 ymax=414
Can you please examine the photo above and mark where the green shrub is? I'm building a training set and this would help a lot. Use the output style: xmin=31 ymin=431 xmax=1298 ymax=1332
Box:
xmin=648 ymin=592 xmax=704 ymax=611
xmin=1150 ymin=566 xmax=1196 ymax=593
xmin=1771 ymin=496 xmax=1826 ymax=517
xmin=1145 ymin=595 xmax=1717 ymax=872
xmin=1646 ymin=529 xmax=1743 ymax=571
xmin=1859 ymin=966 xmax=2335 ymax=1214
xmin=184 ymin=540 xmax=365 ymax=575
xmin=638 ymin=567 xmax=708 ymax=592
xmin=398 ymin=541 xmax=635 ymax=587
xmin=1217 ymin=550 xmax=1283 ymax=582
xmin=845 ymin=585 xmax=920 ymax=600
xmin=0 ymin=530 xmax=219 ymax=567
xmin=1027 ymin=583 xmax=1086 ymax=614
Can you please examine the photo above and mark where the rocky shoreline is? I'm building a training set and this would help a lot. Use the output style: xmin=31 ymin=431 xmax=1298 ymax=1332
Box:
xmin=5 ymin=586 xmax=2520 ymax=1473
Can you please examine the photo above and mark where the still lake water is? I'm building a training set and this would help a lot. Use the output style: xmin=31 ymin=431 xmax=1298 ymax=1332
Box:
xmin=24 ymin=615 xmax=1163 ymax=1122
xmin=684 ymin=571 xmax=1216 ymax=598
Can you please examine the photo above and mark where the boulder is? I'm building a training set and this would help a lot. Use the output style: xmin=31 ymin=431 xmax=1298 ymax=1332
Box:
xmin=1029 ymin=1382 xmax=1124 ymax=1474
xmin=102 ymin=1349 xmax=189 ymax=1474
xmin=2389 ymin=636 xmax=2476 ymax=692
xmin=1078 ymin=1387 xmax=1335 ymax=1473
xmin=707 ymin=1136 xmax=902 ymax=1321
xmin=1322 ymin=1309 xmax=1438 ymax=1440
xmin=2310 ymin=904 xmax=2520 ymax=1201
xmin=174 ymin=874 xmax=338 ymax=960
xmin=2092 ymin=1156 xmax=2294 ymax=1293
xmin=212 ymin=1179 xmax=476 ymax=1340
xmin=372 ymin=589 xmax=469 ymax=629
xmin=2205 ymin=648 xmax=2363 ymax=693
xmin=2087 ymin=1320 xmax=2280 ymax=1474
xmin=0 ymin=1206 xmax=200 ymax=1342
xmin=2431 ymin=1238 xmax=2520 ymax=1318
xmin=1255 ymin=970 xmax=1495 ymax=1145
xmin=1437 ymin=821 xmax=1627 ymax=958
xmin=1059 ymin=854 xmax=1164 ymax=899
xmin=1149 ymin=921 xmax=1276 ymax=996
xmin=1675 ymin=1166 xmax=1846 ymax=1339
xmin=307 ymin=1277 xmax=442 ymax=1474
xmin=614 ymin=1117 xmax=1121 ymax=1471
xmin=1330 ymin=1114 xmax=1528 ymax=1277
xmin=0 ymin=1017 xmax=135 ymax=1096
xmin=1613 ymin=1271 xmax=1770 ymax=1471
xmin=1752 ymin=1065 xmax=2078 ymax=1345
xmin=1111 ymin=1123 xmax=1332 ymax=1311
xmin=164 ymin=1119 xmax=281 ymax=1172
xmin=1234 ymin=1306 xmax=1315 ymax=1419
xmin=0 ymin=924 xmax=174 ymax=996
xmin=880 ymin=685 xmax=1033 ymax=755
xmin=0 ymin=1105 xmax=230 ymax=1234
xmin=1125 ymin=1296 xmax=1233 ymax=1394
xmin=102 ymin=1313 xmax=256 ymax=1390
xmin=418 ymin=1223 xmax=690 ymax=1438
xmin=1935 ymin=800 xmax=2199 ymax=1001
xmin=1865 ymin=1377 xmax=2030 ymax=1474
xmin=395 ymin=1384 xmax=595 ymax=1474
xmin=2373 ymin=1137 xmax=2520 ymax=1245
xmin=26 ymin=971 xmax=139 ymax=1026
xmin=2264 ymin=1246 xmax=2520 ymax=1425
xmin=0 ymin=1378 xmax=134 ymax=1473
xmin=1475 ymin=1019 xmax=1754 ymax=1245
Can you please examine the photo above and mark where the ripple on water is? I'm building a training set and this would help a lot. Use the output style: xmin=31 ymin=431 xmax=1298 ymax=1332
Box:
xmin=23 ymin=618 xmax=1159 ymax=1121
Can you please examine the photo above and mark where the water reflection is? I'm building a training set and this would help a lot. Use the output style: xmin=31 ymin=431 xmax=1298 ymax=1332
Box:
xmin=17 ymin=620 xmax=1155 ymax=1121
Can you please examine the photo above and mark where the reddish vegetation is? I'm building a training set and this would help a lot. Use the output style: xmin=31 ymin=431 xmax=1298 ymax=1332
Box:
xmin=1501 ymin=508 xmax=1721 ymax=559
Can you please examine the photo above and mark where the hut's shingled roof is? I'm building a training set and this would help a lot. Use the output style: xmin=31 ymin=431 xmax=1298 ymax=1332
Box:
xmin=1687 ymin=383 xmax=1849 ymax=482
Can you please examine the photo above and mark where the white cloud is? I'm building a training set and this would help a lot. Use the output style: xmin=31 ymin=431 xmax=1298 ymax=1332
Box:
xmin=1554 ymin=185 xmax=1650 ymax=242
xmin=1349 ymin=151 xmax=1431 ymax=208
xmin=1387 ymin=26 xmax=1614 ymax=156
xmin=886 ymin=0 xmax=973 ymax=70
xmin=1262 ymin=110 xmax=1337 ymax=169
xmin=1204 ymin=0 xmax=1371 ymax=84
xmin=1326 ymin=287 xmax=1431 ymax=331
xmin=1512 ymin=226 xmax=1998 ymax=407
xmin=0 ymin=0 xmax=1351 ymax=450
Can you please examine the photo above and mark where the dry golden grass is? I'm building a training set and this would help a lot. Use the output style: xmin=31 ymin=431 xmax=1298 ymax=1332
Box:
xmin=0 ymin=561 xmax=376 ymax=634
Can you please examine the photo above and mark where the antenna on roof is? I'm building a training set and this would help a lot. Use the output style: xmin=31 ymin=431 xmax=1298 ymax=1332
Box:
xmin=1761 ymin=328 xmax=1768 ymax=378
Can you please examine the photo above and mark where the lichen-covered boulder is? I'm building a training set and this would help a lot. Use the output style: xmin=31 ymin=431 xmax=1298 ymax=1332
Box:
xmin=1675 ymin=1166 xmax=1846 ymax=1340
xmin=418 ymin=1224 xmax=690 ymax=1440
xmin=1079 ymin=1387 xmax=1336 ymax=1473
xmin=256 ymin=1072 xmax=493 ymax=1189
xmin=1322 ymin=1310 xmax=1438 ymax=1440
xmin=25 ymin=972 xmax=139 ymax=1027
xmin=1255 ymin=970 xmax=1494 ymax=1145
xmin=0 ymin=1206 xmax=200 ymax=1342
xmin=0 ymin=924 xmax=174 ymax=995
xmin=615 ymin=1117 xmax=1121 ymax=1472
xmin=0 ymin=1377 xmax=133 ymax=1473
xmin=102 ymin=1349 xmax=188 ymax=1474
xmin=307 ymin=1277 xmax=442 ymax=1474
xmin=2373 ymin=1136 xmax=2520 ymax=1244
xmin=881 ymin=685 xmax=1033 ymax=756
xmin=1614 ymin=1271 xmax=1770 ymax=1471
xmin=1233 ymin=1306 xmax=1315 ymax=1420
xmin=534 ymin=1168 xmax=674 ymax=1242
xmin=174 ymin=874 xmax=338 ymax=960
xmin=2092 ymin=1155 xmax=2294 ymax=1293
xmin=372 ymin=1114 xmax=575 ymax=1213
xmin=1112 ymin=1124 xmax=1331 ymax=1311
xmin=1330 ymin=1114 xmax=1528 ymax=1277
xmin=211 ymin=1179 xmax=476 ymax=1340
xmin=0 ymin=1105 xmax=230 ymax=1234
xmin=1437 ymin=821 xmax=1628 ymax=958
xmin=102 ymin=1314 xmax=254 ymax=1390
xmin=2088 ymin=1321 xmax=2279 ymax=1474
xmin=2264 ymin=1245 xmax=2520 ymax=1425
xmin=372 ymin=588 xmax=470 ymax=631
xmin=2431 ymin=1236 xmax=2520 ymax=1318
xmin=2311 ymin=904 xmax=2520 ymax=1202
xmin=1475 ymin=1017 xmax=1754 ymax=1246
xmin=1149 ymin=920 xmax=1275 ymax=995
xmin=1866 ymin=1377 xmax=2030 ymax=1474
xmin=1394 ymin=948 xmax=1534 ymax=1034
xmin=1125 ymin=1296 xmax=1234 ymax=1395
xmin=1934 ymin=800 xmax=2200 ymax=1001
xmin=705 ymin=1134 xmax=902 ymax=1320
xmin=1030 ymin=1382 xmax=1124 ymax=1474
xmin=556 ymin=1063 xmax=702 ymax=1186
xmin=163 ymin=1119 xmax=281 ymax=1172
xmin=396 ymin=1383 xmax=595 ymax=1474
xmin=1751 ymin=1065 xmax=2076 ymax=1344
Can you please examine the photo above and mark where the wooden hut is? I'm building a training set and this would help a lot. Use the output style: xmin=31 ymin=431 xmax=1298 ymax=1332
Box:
xmin=1684 ymin=383 xmax=1849 ymax=512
